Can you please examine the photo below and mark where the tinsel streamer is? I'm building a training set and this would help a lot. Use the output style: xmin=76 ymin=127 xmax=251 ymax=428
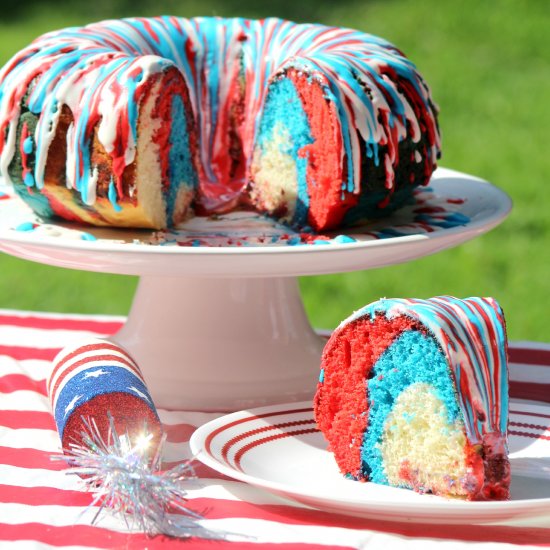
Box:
xmin=52 ymin=414 xmax=229 ymax=540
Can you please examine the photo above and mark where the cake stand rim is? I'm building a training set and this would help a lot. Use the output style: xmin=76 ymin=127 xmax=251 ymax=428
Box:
xmin=0 ymin=167 xmax=512 ymax=278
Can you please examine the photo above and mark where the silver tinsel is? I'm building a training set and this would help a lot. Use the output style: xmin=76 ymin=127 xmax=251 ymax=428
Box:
xmin=53 ymin=415 xmax=227 ymax=540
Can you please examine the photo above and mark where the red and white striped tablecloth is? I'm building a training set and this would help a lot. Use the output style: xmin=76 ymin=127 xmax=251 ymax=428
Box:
xmin=1 ymin=308 xmax=550 ymax=549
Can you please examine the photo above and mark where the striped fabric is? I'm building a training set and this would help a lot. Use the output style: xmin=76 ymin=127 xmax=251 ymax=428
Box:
xmin=1 ymin=309 xmax=550 ymax=549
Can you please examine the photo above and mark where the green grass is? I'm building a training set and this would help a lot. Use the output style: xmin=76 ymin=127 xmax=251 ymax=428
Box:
xmin=0 ymin=0 xmax=548 ymax=341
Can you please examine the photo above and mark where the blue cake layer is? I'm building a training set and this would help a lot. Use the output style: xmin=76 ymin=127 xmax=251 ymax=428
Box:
xmin=361 ymin=329 xmax=462 ymax=485
xmin=256 ymin=77 xmax=313 ymax=226
xmin=166 ymin=94 xmax=197 ymax=223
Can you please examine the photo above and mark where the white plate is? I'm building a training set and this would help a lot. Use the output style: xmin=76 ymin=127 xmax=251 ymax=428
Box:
xmin=0 ymin=168 xmax=511 ymax=277
xmin=190 ymin=400 xmax=550 ymax=525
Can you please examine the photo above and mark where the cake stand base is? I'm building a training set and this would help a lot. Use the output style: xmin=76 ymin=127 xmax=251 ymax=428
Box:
xmin=112 ymin=275 xmax=326 ymax=411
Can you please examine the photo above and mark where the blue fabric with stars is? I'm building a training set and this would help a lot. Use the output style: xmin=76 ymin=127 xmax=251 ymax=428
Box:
xmin=54 ymin=365 xmax=155 ymax=438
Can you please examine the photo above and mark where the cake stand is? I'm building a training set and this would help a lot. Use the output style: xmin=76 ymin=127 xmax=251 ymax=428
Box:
xmin=0 ymin=168 xmax=512 ymax=411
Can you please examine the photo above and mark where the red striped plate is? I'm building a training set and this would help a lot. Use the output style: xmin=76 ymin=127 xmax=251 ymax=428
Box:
xmin=190 ymin=398 xmax=550 ymax=525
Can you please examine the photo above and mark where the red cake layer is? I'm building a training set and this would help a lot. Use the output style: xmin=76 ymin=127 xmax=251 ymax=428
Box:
xmin=314 ymin=315 xmax=421 ymax=478
xmin=151 ymin=68 xmax=197 ymax=198
xmin=285 ymin=69 xmax=359 ymax=231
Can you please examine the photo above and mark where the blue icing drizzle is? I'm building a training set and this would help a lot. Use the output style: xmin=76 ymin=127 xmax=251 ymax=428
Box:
xmin=23 ymin=172 xmax=35 ymax=187
xmin=108 ymin=179 xmax=122 ymax=212
xmin=15 ymin=221 xmax=35 ymax=232
xmin=81 ymin=232 xmax=97 ymax=241
xmin=362 ymin=330 xmax=462 ymax=485
xmin=257 ymin=77 xmax=313 ymax=226
xmin=415 ymin=212 xmax=470 ymax=228
xmin=333 ymin=234 xmax=356 ymax=244
xmin=23 ymin=137 xmax=33 ymax=155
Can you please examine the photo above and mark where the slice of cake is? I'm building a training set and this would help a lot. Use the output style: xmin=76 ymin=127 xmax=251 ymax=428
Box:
xmin=314 ymin=296 xmax=510 ymax=500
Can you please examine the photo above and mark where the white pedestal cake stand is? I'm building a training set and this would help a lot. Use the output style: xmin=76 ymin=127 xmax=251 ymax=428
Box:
xmin=0 ymin=168 xmax=512 ymax=411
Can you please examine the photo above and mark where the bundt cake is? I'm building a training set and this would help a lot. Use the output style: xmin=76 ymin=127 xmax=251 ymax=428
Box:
xmin=0 ymin=17 xmax=441 ymax=231
xmin=314 ymin=296 xmax=510 ymax=500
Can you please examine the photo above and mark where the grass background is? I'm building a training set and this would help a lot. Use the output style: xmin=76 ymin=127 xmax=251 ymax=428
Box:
xmin=0 ymin=0 xmax=548 ymax=341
